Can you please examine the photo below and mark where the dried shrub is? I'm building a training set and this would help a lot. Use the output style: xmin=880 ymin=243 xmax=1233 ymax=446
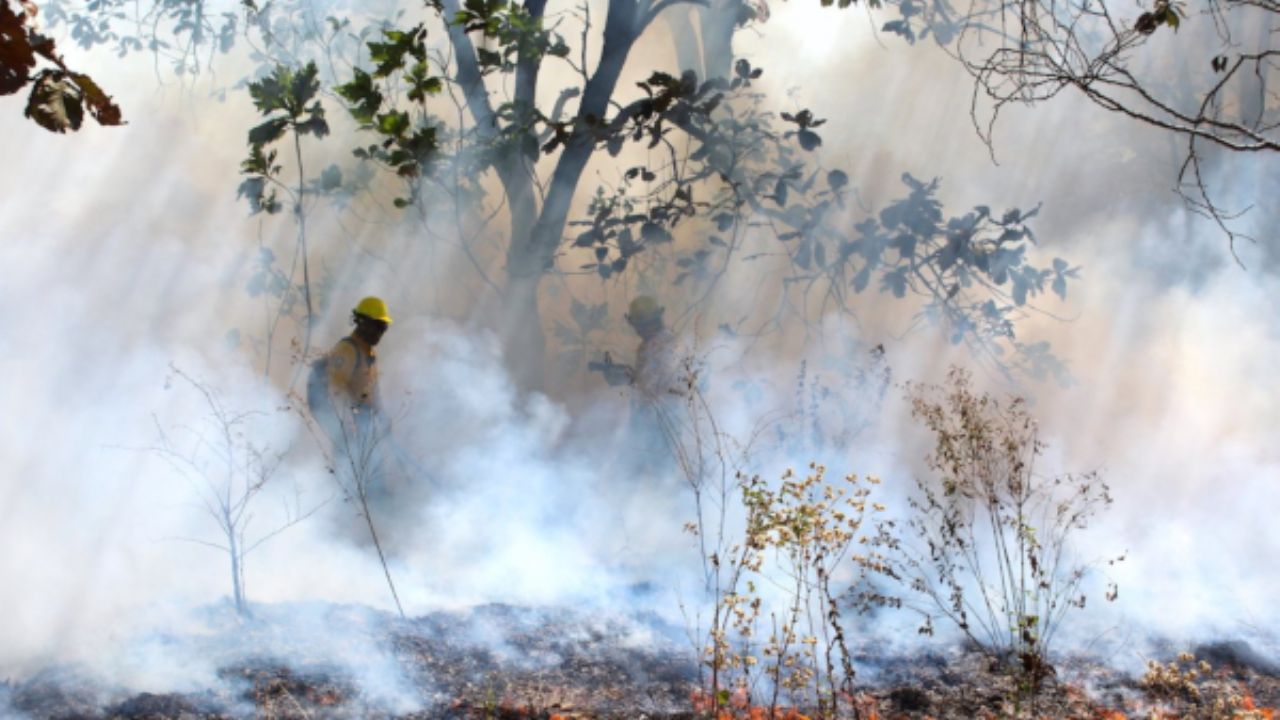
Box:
xmin=669 ymin=354 xmax=894 ymax=718
xmin=1142 ymin=652 xmax=1212 ymax=705
xmin=696 ymin=464 xmax=892 ymax=719
xmin=1140 ymin=653 xmax=1277 ymax=720
xmin=890 ymin=367 xmax=1121 ymax=697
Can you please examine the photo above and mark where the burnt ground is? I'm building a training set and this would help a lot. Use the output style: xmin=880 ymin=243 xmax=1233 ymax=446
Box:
xmin=2 ymin=602 xmax=1277 ymax=720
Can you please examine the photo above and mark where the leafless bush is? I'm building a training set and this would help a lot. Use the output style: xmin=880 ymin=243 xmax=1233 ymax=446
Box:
xmin=918 ymin=0 xmax=1280 ymax=250
xmin=296 ymin=393 xmax=409 ymax=619
xmin=152 ymin=365 xmax=325 ymax=615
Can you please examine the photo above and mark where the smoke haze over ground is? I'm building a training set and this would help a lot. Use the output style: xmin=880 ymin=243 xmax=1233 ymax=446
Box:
xmin=2 ymin=0 xmax=1278 ymax=708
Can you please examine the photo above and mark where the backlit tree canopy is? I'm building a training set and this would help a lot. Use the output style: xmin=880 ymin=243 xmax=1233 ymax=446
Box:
xmin=16 ymin=0 xmax=1088 ymax=389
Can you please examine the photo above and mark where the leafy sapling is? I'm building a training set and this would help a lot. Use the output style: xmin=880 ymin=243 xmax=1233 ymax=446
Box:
xmin=237 ymin=61 xmax=333 ymax=373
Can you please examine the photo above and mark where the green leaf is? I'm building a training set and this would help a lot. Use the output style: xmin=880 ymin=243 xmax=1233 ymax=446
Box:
xmin=376 ymin=110 xmax=411 ymax=136
xmin=248 ymin=67 xmax=289 ymax=114
xmin=335 ymin=68 xmax=383 ymax=125
xmin=407 ymin=61 xmax=443 ymax=102
xmin=477 ymin=47 xmax=501 ymax=68
xmin=248 ymin=116 xmax=289 ymax=145
xmin=369 ymin=25 xmax=426 ymax=77
xmin=290 ymin=61 xmax=320 ymax=108
xmin=828 ymin=169 xmax=849 ymax=190
xmin=296 ymin=106 xmax=329 ymax=137
xmin=240 ymin=143 xmax=276 ymax=175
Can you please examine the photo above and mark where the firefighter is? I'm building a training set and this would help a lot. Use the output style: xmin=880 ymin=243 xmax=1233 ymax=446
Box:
xmin=597 ymin=296 xmax=680 ymax=393
xmin=308 ymin=296 xmax=393 ymax=462
xmin=598 ymin=296 xmax=684 ymax=474
xmin=308 ymin=296 xmax=419 ymax=550
xmin=327 ymin=296 xmax=392 ymax=414
xmin=626 ymin=296 xmax=679 ymax=401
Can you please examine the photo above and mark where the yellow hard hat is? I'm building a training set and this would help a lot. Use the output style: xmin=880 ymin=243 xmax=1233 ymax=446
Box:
xmin=627 ymin=295 xmax=663 ymax=324
xmin=354 ymin=296 xmax=392 ymax=324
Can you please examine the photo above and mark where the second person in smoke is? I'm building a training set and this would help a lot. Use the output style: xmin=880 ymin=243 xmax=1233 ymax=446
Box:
xmin=598 ymin=295 xmax=685 ymax=474
xmin=598 ymin=296 xmax=679 ymax=394
xmin=626 ymin=296 xmax=678 ymax=401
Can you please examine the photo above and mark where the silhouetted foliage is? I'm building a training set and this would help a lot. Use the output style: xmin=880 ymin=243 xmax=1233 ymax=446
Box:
xmin=333 ymin=24 xmax=443 ymax=207
xmin=238 ymin=61 xmax=329 ymax=214
xmin=31 ymin=0 xmax=1081 ymax=387
xmin=879 ymin=0 xmax=1280 ymax=249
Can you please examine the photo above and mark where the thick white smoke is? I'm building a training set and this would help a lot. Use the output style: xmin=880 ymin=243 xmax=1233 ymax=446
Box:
xmin=1 ymin=0 xmax=1278 ymax=707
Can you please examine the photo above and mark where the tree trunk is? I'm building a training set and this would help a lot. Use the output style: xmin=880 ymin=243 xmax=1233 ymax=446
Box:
xmin=497 ymin=0 xmax=643 ymax=394
xmin=494 ymin=110 xmax=541 ymax=386
xmin=229 ymin=534 xmax=246 ymax=615
xmin=698 ymin=0 xmax=739 ymax=81
xmin=499 ymin=266 xmax=546 ymax=393
xmin=666 ymin=7 xmax=703 ymax=77
xmin=663 ymin=0 xmax=738 ymax=82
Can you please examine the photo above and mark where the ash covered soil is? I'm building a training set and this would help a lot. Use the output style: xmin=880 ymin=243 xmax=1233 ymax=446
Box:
xmin=3 ymin=602 xmax=1277 ymax=719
